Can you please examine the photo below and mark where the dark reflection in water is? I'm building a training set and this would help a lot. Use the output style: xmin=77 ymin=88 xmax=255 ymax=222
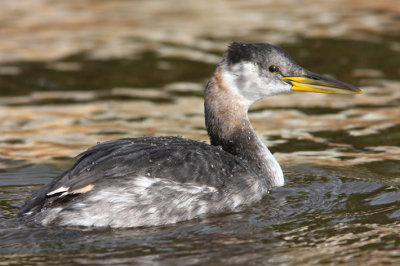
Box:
xmin=0 ymin=52 xmax=215 ymax=97
xmin=0 ymin=36 xmax=399 ymax=98
xmin=283 ymin=36 xmax=400 ymax=84
xmin=313 ymin=124 xmax=400 ymax=149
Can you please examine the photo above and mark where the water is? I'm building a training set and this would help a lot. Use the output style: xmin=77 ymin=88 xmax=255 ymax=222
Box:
xmin=1 ymin=0 xmax=400 ymax=264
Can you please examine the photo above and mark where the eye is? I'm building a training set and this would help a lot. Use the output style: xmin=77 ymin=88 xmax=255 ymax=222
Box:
xmin=268 ymin=65 xmax=280 ymax=73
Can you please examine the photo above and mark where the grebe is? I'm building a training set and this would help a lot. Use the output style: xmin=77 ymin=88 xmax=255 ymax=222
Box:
xmin=19 ymin=42 xmax=361 ymax=227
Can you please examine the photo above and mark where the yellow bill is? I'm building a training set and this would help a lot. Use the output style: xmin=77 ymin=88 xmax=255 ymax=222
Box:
xmin=282 ymin=74 xmax=361 ymax=94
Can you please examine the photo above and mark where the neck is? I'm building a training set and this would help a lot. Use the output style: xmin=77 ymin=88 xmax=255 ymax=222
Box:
xmin=204 ymin=67 xmax=284 ymax=187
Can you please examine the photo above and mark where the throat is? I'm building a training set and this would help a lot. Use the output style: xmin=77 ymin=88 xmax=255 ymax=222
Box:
xmin=204 ymin=69 xmax=261 ymax=159
xmin=205 ymin=103 xmax=268 ymax=168
xmin=204 ymin=68 xmax=284 ymax=187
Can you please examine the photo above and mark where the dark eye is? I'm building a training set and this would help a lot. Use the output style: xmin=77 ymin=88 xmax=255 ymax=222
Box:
xmin=268 ymin=65 xmax=280 ymax=73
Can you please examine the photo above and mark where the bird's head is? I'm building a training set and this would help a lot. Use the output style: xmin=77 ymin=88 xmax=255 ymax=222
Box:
xmin=220 ymin=41 xmax=361 ymax=106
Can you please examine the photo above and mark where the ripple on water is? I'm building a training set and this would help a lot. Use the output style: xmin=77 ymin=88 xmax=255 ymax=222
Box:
xmin=0 ymin=1 xmax=400 ymax=263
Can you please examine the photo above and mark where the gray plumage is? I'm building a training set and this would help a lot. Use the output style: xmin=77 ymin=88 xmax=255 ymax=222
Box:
xmin=18 ymin=42 xmax=359 ymax=227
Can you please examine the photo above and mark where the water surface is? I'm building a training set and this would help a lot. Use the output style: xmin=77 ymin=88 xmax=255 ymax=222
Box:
xmin=1 ymin=0 xmax=400 ymax=264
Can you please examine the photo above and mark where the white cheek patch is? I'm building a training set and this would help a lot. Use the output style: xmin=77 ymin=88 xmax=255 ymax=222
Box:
xmin=221 ymin=62 xmax=292 ymax=106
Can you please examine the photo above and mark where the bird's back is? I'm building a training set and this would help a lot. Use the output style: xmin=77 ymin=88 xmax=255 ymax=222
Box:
xmin=19 ymin=137 xmax=262 ymax=227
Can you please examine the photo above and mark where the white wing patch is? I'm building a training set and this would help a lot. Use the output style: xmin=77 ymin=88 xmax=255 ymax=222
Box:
xmin=46 ymin=184 xmax=95 ymax=197
xmin=69 ymin=184 xmax=95 ymax=195
xmin=46 ymin=186 xmax=69 ymax=196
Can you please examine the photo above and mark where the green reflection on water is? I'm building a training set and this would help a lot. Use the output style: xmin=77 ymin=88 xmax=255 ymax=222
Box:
xmin=269 ymin=138 xmax=330 ymax=153
xmin=0 ymin=51 xmax=215 ymax=97
xmin=360 ymin=160 xmax=400 ymax=178
xmin=312 ymin=124 xmax=400 ymax=149
xmin=1 ymin=34 xmax=399 ymax=102
xmin=281 ymin=34 xmax=400 ymax=85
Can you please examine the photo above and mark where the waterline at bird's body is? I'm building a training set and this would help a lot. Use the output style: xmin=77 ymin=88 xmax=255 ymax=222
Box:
xmin=18 ymin=42 xmax=360 ymax=228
